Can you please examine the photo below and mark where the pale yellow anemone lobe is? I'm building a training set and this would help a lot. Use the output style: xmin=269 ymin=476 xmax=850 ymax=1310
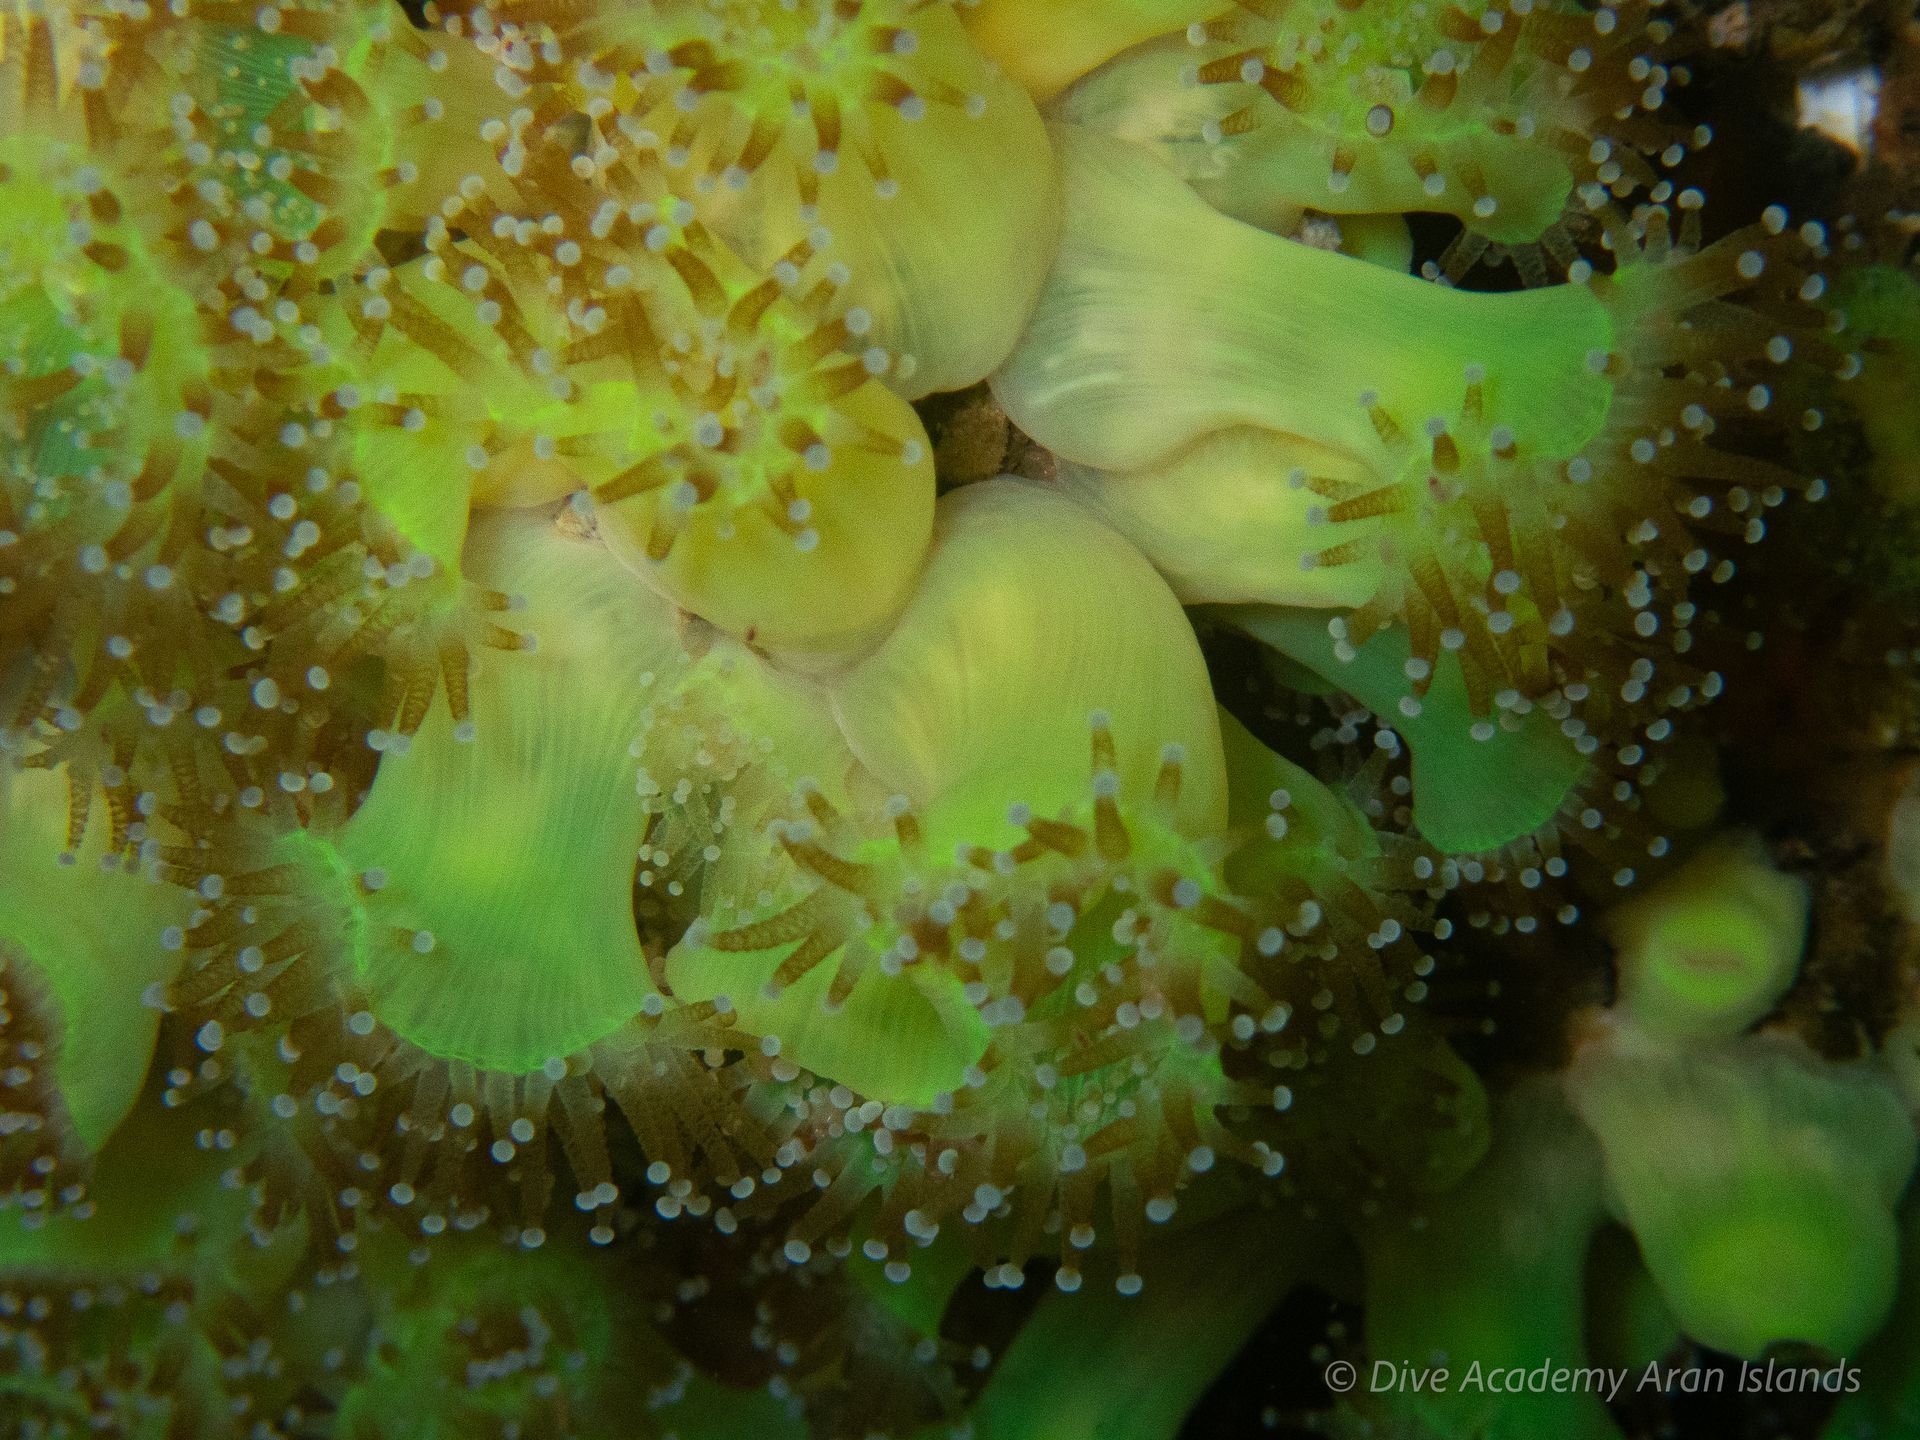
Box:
xmin=1059 ymin=0 xmax=1692 ymax=279
xmin=0 ymin=763 xmax=191 ymax=1212
xmin=834 ymin=479 xmax=1227 ymax=848
xmin=582 ymin=223 xmax=936 ymax=661
xmin=419 ymin=0 xmax=1062 ymax=399
xmin=163 ymin=513 xmax=859 ymax=1236
xmin=999 ymin=128 xmax=1842 ymax=722
xmin=961 ymin=0 xmax=1231 ymax=103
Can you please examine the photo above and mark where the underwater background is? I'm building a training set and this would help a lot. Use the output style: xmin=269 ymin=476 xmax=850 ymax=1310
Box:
xmin=4 ymin=1 xmax=1920 ymax=1437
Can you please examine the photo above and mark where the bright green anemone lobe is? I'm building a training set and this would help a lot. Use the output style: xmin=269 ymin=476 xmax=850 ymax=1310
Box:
xmin=1363 ymin=1082 xmax=1618 ymax=1440
xmin=1566 ymin=1030 xmax=1917 ymax=1360
xmin=189 ymin=516 xmax=672 ymax=1067
xmin=169 ymin=512 xmax=856 ymax=1232
xmin=831 ymin=478 xmax=1228 ymax=851
xmin=1235 ymin=605 xmax=1589 ymax=856
xmin=0 ymin=764 xmax=189 ymax=1205
xmin=999 ymin=127 xmax=1838 ymax=720
xmin=1059 ymin=0 xmax=1691 ymax=267
xmin=421 ymin=0 xmax=1062 ymax=400
xmin=960 ymin=0 xmax=1228 ymax=102
xmin=189 ymin=511 xmax=847 ymax=1071
xmin=1603 ymin=834 xmax=1807 ymax=1042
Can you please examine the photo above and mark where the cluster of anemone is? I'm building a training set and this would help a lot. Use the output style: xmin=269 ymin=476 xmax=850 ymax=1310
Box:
xmin=4 ymin=2 xmax=1920 ymax=1439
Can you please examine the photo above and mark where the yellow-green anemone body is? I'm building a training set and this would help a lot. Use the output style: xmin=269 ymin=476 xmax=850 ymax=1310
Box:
xmin=1060 ymin=0 xmax=1686 ymax=268
xmin=1603 ymin=835 xmax=1807 ymax=1043
xmin=418 ymin=0 xmax=1062 ymax=400
xmin=830 ymin=477 xmax=1228 ymax=853
xmin=0 ymin=763 xmax=190 ymax=1203
xmin=961 ymin=0 xmax=1230 ymax=103
xmin=1566 ymin=1030 xmax=1916 ymax=1360
xmin=671 ymin=751 xmax=1278 ymax=1291
xmin=998 ymin=126 xmax=1835 ymax=723
xmin=671 ymin=710 xmax=1436 ymax=1289
xmin=996 ymin=129 xmax=1607 ymax=477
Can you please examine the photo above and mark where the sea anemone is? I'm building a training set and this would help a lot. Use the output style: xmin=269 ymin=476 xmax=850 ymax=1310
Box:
xmin=4 ymin=2 xmax=1913 ymax=1436
xmin=998 ymin=126 xmax=1839 ymax=734
xmin=161 ymin=511 xmax=854 ymax=1242
xmin=1055 ymin=0 xmax=1694 ymax=281
xmin=0 ymin=762 xmax=189 ymax=1213
xmin=413 ymin=0 xmax=1062 ymax=400
xmin=1565 ymin=1026 xmax=1915 ymax=1359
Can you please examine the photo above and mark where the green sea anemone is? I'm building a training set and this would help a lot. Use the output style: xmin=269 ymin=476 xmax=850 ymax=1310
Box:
xmin=414 ymin=0 xmax=1062 ymax=400
xmin=164 ymin=511 xmax=854 ymax=1240
xmin=998 ymin=126 xmax=1837 ymax=736
xmin=2 ymin=2 xmax=1910 ymax=1436
xmin=1602 ymin=833 xmax=1808 ymax=1042
xmin=0 ymin=762 xmax=189 ymax=1212
xmin=1056 ymin=0 xmax=1693 ymax=279
xmin=1565 ymin=1026 xmax=1915 ymax=1360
